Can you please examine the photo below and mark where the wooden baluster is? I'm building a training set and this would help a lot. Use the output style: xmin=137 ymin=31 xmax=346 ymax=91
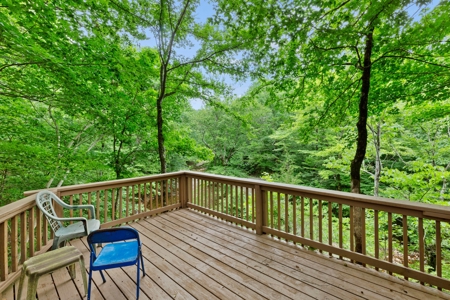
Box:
xmin=252 ymin=187 xmax=255 ymax=223
xmin=132 ymin=185 xmax=136 ymax=214
xmin=96 ymin=191 xmax=100 ymax=220
xmin=126 ymin=187 xmax=130 ymax=217
xmin=36 ymin=209 xmax=42 ymax=252
xmin=240 ymin=186 xmax=244 ymax=220
xmin=436 ymin=220 xmax=442 ymax=290
xmin=235 ymin=185 xmax=238 ymax=219
xmin=362 ymin=207 xmax=366 ymax=266
xmin=119 ymin=187 xmax=123 ymax=219
xmin=0 ymin=221 xmax=7 ymax=281
xmin=246 ymin=187 xmax=249 ymax=222
xmin=143 ymin=183 xmax=147 ymax=213
xmin=328 ymin=201 xmax=332 ymax=257
xmin=270 ymin=192 xmax=274 ymax=229
xmin=403 ymin=215 xmax=408 ymax=280
xmin=309 ymin=198 xmax=314 ymax=240
xmin=20 ymin=211 xmax=26 ymax=263
xmin=350 ymin=206 xmax=354 ymax=254
xmin=388 ymin=212 xmax=393 ymax=275
xmin=111 ymin=189 xmax=115 ymax=221
xmin=88 ymin=193 xmax=92 ymax=219
xmin=79 ymin=194 xmax=83 ymax=217
xmin=293 ymin=195 xmax=297 ymax=237
xmin=209 ymin=181 xmax=213 ymax=211
xmin=301 ymin=196 xmax=304 ymax=245
xmin=374 ymin=210 xmax=379 ymax=270
xmin=28 ymin=207 xmax=35 ymax=257
xmin=419 ymin=218 xmax=424 ymax=285
xmin=43 ymin=217 xmax=48 ymax=246
xmin=138 ymin=184 xmax=142 ymax=213
xmin=285 ymin=194 xmax=289 ymax=236
xmin=339 ymin=204 xmax=343 ymax=259
xmin=254 ymin=184 xmax=263 ymax=235
xmin=69 ymin=195 xmax=74 ymax=222
xmin=200 ymin=180 xmax=203 ymax=208
xmin=318 ymin=200 xmax=322 ymax=252
xmin=166 ymin=179 xmax=169 ymax=206
xmin=11 ymin=216 xmax=18 ymax=272
xmin=104 ymin=190 xmax=108 ymax=222
xmin=170 ymin=179 xmax=173 ymax=206
xmin=278 ymin=193 xmax=282 ymax=232
xmin=226 ymin=184 xmax=229 ymax=215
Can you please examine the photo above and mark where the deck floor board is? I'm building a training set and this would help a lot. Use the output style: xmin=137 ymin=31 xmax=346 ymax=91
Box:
xmin=25 ymin=208 xmax=450 ymax=300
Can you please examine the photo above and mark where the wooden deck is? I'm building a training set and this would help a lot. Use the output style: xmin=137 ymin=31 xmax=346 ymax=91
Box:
xmin=9 ymin=208 xmax=450 ymax=300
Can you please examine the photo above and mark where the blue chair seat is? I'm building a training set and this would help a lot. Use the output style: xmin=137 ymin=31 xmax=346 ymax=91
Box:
xmin=92 ymin=241 xmax=139 ymax=269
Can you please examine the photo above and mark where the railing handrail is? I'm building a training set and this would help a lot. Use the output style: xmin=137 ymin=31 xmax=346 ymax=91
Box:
xmin=184 ymin=171 xmax=450 ymax=219
xmin=23 ymin=171 xmax=186 ymax=196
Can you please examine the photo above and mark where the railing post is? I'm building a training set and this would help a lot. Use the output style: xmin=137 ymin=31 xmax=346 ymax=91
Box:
xmin=255 ymin=184 xmax=264 ymax=235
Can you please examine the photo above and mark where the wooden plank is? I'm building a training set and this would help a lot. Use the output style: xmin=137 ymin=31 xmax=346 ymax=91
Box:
xmin=131 ymin=223 xmax=243 ymax=299
xmin=164 ymin=212 xmax=375 ymax=300
xmin=35 ymin=273 xmax=59 ymax=300
xmin=136 ymin=236 xmax=219 ymax=299
xmin=181 ymin=209 xmax=450 ymax=300
xmin=52 ymin=265 xmax=82 ymax=300
xmin=155 ymin=215 xmax=326 ymax=299
xmin=132 ymin=222 xmax=265 ymax=300
xmin=141 ymin=218 xmax=293 ymax=300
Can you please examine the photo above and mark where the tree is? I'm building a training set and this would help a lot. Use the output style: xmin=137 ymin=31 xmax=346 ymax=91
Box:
xmin=214 ymin=0 xmax=450 ymax=253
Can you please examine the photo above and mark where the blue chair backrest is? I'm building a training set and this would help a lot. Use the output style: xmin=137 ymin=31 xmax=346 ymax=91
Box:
xmin=87 ymin=227 xmax=140 ymax=245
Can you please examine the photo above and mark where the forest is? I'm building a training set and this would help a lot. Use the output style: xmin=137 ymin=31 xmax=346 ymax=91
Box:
xmin=1 ymin=0 xmax=449 ymax=212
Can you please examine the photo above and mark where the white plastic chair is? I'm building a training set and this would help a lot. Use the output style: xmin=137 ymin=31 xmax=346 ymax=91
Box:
xmin=36 ymin=190 xmax=101 ymax=249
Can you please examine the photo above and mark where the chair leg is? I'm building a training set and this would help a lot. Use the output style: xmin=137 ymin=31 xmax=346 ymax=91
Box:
xmin=52 ymin=237 xmax=60 ymax=250
xmin=99 ymin=270 xmax=106 ymax=283
xmin=136 ymin=260 xmax=140 ymax=300
xmin=87 ymin=268 xmax=93 ymax=300
xmin=26 ymin=274 xmax=39 ymax=300
xmin=79 ymin=257 xmax=88 ymax=296
xmin=68 ymin=263 xmax=76 ymax=279
xmin=17 ymin=266 xmax=26 ymax=300
xmin=140 ymin=250 xmax=146 ymax=276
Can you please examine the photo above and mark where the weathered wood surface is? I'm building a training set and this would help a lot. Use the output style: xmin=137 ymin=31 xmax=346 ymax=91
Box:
xmin=13 ymin=209 xmax=450 ymax=300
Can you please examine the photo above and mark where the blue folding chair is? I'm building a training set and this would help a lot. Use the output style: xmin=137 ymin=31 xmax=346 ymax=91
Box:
xmin=87 ymin=227 xmax=146 ymax=300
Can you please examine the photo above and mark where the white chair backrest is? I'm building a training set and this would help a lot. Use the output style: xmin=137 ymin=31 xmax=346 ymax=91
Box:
xmin=36 ymin=191 xmax=62 ymax=233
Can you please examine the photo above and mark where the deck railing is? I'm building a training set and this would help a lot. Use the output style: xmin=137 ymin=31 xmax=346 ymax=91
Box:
xmin=1 ymin=171 xmax=450 ymax=294
xmin=0 ymin=171 xmax=186 ymax=294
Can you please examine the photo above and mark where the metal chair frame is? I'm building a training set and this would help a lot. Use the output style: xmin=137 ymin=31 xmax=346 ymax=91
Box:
xmin=87 ymin=226 xmax=146 ymax=300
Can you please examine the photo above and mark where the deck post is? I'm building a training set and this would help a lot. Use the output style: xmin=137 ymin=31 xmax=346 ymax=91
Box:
xmin=255 ymin=184 xmax=264 ymax=235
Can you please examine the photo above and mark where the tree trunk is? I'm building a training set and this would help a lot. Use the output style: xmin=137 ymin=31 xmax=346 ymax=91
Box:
xmin=369 ymin=121 xmax=382 ymax=197
xmin=351 ymin=28 xmax=374 ymax=254
xmin=157 ymin=95 xmax=166 ymax=174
